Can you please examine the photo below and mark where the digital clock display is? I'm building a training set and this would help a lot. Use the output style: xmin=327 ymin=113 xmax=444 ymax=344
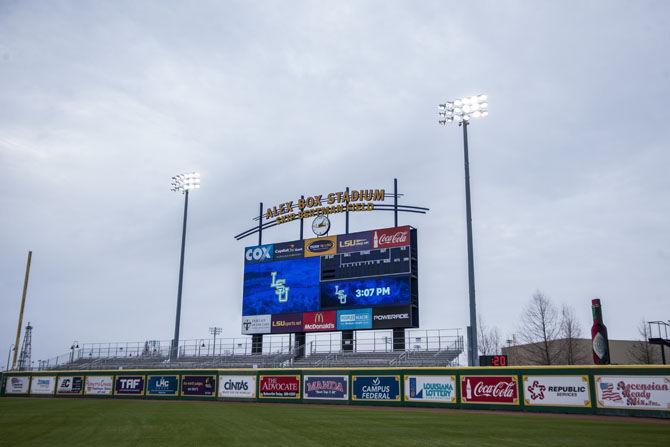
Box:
xmin=479 ymin=355 xmax=508 ymax=367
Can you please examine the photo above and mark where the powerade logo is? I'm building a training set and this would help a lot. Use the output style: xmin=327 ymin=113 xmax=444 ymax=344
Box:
xmin=336 ymin=308 xmax=372 ymax=330
xmin=245 ymin=244 xmax=274 ymax=263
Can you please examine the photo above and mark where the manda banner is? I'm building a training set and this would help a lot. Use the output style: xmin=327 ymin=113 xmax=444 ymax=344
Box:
xmin=85 ymin=376 xmax=113 ymax=395
xmin=259 ymin=375 xmax=300 ymax=399
xmin=146 ymin=375 xmax=179 ymax=396
xmin=181 ymin=375 xmax=216 ymax=396
xmin=524 ymin=375 xmax=590 ymax=407
xmin=595 ymin=375 xmax=670 ymax=411
xmin=352 ymin=375 xmax=401 ymax=401
xmin=404 ymin=375 xmax=456 ymax=403
xmin=461 ymin=375 xmax=519 ymax=405
xmin=115 ymin=376 xmax=145 ymax=396
xmin=30 ymin=376 xmax=56 ymax=395
xmin=303 ymin=375 xmax=349 ymax=400
xmin=57 ymin=376 xmax=84 ymax=395
xmin=218 ymin=375 xmax=257 ymax=399
xmin=6 ymin=376 xmax=30 ymax=394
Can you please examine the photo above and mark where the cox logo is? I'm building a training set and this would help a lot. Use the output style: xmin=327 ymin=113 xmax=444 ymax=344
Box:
xmin=245 ymin=244 xmax=273 ymax=262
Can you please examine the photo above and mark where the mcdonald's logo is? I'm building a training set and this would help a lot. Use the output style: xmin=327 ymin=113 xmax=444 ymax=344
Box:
xmin=315 ymin=313 xmax=324 ymax=323
xmin=302 ymin=311 xmax=336 ymax=332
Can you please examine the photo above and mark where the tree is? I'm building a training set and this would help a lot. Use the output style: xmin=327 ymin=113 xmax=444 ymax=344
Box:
xmin=517 ymin=291 xmax=561 ymax=365
xmin=628 ymin=320 xmax=656 ymax=364
xmin=559 ymin=304 xmax=586 ymax=365
xmin=478 ymin=314 xmax=501 ymax=356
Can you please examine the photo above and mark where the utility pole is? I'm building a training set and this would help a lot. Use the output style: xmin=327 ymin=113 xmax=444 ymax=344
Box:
xmin=12 ymin=251 xmax=32 ymax=370
xmin=209 ymin=327 xmax=222 ymax=357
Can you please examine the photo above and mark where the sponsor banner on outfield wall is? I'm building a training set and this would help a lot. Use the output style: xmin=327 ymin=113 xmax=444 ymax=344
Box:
xmin=218 ymin=375 xmax=257 ymax=399
xmin=85 ymin=376 xmax=113 ymax=395
xmin=461 ymin=375 xmax=519 ymax=405
xmin=259 ymin=375 xmax=300 ymax=399
xmin=271 ymin=312 xmax=303 ymax=333
xmin=244 ymin=244 xmax=274 ymax=263
xmin=404 ymin=375 xmax=456 ymax=403
xmin=30 ymin=376 xmax=56 ymax=395
xmin=115 ymin=376 xmax=145 ymax=395
xmin=303 ymin=375 xmax=349 ymax=400
xmin=181 ymin=375 xmax=216 ymax=396
xmin=336 ymin=308 xmax=372 ymax=330
xmin=242 ymin=314 xmax=272 ymax=335
xmin=371 ymin=226 xmax=410 ymax=249
xmin=57 ymin=376 xmax=84 ymax=395
xmin=373 ymin=306 xmax=412 ymax=329
xmin=595 ymin=375 xmax=670 ymax=410
xmin=274 ymin=241 xmax=304 ymax=260
xmin=352 ymin=375 xmax=401 ymax=401
xmin=147 ymin=375 xmax=179 ymax=396
xmin=337 ymin=231 xmax=374 ymax=254
xmin=304 ymin=236 xmax=337 ymax=257
xmin=524 ymin=375 xmax=590 ymax=407
xmin=6 ymin=376 xmax=29 ymax=394
xmin=302 ymin=311 xmax=337 ymax=332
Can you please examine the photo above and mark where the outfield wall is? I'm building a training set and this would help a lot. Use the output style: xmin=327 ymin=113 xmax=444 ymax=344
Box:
xmin=1 ymin=365 xmax=669 ymax=419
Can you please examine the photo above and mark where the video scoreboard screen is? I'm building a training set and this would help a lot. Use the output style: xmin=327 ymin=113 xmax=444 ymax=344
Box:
xmin=241 ymin=226 xmax=418 ymax=334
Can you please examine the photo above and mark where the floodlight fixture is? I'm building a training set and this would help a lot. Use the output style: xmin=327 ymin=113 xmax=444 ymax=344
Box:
xmin=170 ymin=172 xmax=201 ymax=193
xmin=438 ymin=94 xmax=488 ymax=125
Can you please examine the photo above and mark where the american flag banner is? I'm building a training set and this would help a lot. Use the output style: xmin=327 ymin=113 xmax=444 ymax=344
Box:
xmin=600 ymin=382 xmax=622 ymax=401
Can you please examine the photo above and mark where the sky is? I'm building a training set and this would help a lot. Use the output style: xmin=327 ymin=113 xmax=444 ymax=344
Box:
xmin=1 ymin=1 xmax=669 ymax=367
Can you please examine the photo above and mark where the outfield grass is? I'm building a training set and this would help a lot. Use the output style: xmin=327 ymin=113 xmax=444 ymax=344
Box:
xmin=0 ymin=399 xmax=668 ymax=446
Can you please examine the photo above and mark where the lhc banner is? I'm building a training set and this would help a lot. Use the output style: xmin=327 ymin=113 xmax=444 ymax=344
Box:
xmin=595 ymin=375 xmax=670 ymax=411
xmin=6 ymin=376 xmax=30 ymax=394
xmin=461 ymin=375 xmax=519 ymax=405
xmin=30 ymin=376 xmax=56 ymax=395
xmin=219 ymin=375 xmax=257 ymax=399
xmin=57 ymin=376 xmax=84 ymax=395
xmin=404 ymin=375 xmax=456 ymax=403
xmin=259 ymin=375 xmax=300 ymax=399
xmin=523 ymin=375 xmax=590 ymax=407
xmin=303 ymin=375 xmax=349 ymax=400
xmin=146 ymin=375 xmax=179 ymax=396
xmin=181 ymin=375 xmax=216 ymax=396
xmin=85 ymin=376 xmax=113 ymax=395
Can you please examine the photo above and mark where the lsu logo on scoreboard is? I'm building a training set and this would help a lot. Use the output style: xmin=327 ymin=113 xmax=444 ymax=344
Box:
xmin=245 ymin=244 xmax=274 ymax=263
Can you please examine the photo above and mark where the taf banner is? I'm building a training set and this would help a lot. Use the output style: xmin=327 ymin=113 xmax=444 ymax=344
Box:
xmin=147 ymin=375 xmax=179 ymax=396
xmin=181 ymin=375 xmax=216 ymax=396
xmin=115 ymin=375 xmax=145 ymax=396
xmin=303 ymin=375 xmax=349 ymax=400
xmin=352 ymin=375 xmax=401 ymax=401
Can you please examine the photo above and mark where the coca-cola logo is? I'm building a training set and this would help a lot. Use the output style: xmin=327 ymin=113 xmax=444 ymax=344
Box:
xmin=462 ymin=376 xmax=519 ymax=404
xmin=373 ymin=227 xmax=410 ymax=249
xmin=379 ymin=232 xmax=407 ymax=245
xmin=473 ymin=381 xmax=516 ymax=398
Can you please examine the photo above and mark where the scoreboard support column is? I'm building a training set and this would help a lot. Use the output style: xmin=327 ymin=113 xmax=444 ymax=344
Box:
xmin=392 ymin=328 xmax=405 ymax=351
xmin=251 ymin=334 xmax=262 ymax=355
xmin=295 ymin=332 xmax=306 ymax=358
xmin=341 ymin=331 xmax=354 ymax=352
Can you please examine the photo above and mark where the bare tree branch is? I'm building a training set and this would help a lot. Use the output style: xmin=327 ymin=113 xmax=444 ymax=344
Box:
xmin=478 ymin=314 xmax=501 ymax=355
xmin=517 ymin=291 xmax=561 ymax=365
xmin=558 ymin=304 xmax=586 ymax=365
xmin=628 ymin=319 xmax=656 ymax=364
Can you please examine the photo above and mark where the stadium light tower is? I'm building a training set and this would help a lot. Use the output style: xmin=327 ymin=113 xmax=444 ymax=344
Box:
xmin=438 ymin=94 xmax=488 ymax=367
xmin=170 ymin=172 xmax=201 ymax=361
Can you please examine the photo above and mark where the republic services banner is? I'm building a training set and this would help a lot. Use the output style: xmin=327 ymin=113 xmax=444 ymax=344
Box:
xmin=303 ymin=375 xmax=349 ymax=400
xmin=30 ymin=376 xmax=56 ymax=395
xmin=352 ymin=375 xmax=401 ymax=401
xmin=404 ymin=375 xmax=456 ymax=403
xmin=146 ymin=375 xmax=179 ymax=396
xmin=461 ymin=375 xmax=519 ymax=405
xmin=523 ymin=375 xmax=590 ymax=407
xmin=595 ymin=375 xmax=670 ymax=410
xmin=259 ymin=375 xmax=300 ymax=399
xmin=181 ymin=375 xmax=216 ymax=396
xmin=6 ymin=376 xmax=30 ymax=394
xmin=85 ymin=376 xmax=113 ymax=395
xmin=219 ymin=375 xmax=257 ymax=399
xmin=57 ymin=376 xmax=84 ymax=395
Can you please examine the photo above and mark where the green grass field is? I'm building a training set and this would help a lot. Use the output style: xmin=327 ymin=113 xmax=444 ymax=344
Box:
xmin=0 ymin=398 xmax=668 ymax=446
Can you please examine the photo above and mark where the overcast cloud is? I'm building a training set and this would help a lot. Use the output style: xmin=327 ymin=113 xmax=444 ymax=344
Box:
xmin=1 ymin=1 xmax=669 ymax=365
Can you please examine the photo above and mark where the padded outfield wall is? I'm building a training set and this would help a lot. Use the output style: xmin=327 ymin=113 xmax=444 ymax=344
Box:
xmin=1 ymin=365 xmax=669 ymax=419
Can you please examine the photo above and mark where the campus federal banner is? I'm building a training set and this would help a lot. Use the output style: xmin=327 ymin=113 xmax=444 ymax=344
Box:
xmin=404 ymin=375 xmax=456 ymax=403
xmin=56 ymin=376 xmax=84 ymax=395
xmin=352 ymin=375 xmax=401 ymax=402
xmin=218 ymin=375 xmax=256 ymax=399
xmin=30 ymin=376 xmax=56 ymax=395
xmin=84 ymin=376 xmax=113 ymax=395
xmin=6 ymin=376 xmax=30 ymax=394
xmin=595 ymin=375 xmax=670 ymax=411
xmin=114 ymin=375 xmax=145 ymax=396
xmin=523 ymin=375 xmax=590 ymax=407
xmin=181 ymin=375 xmax=216 ymax=396
xmin=303 ymin=375 xmax=349 ymax=400
xmin=146 ymin=375 xmax=179 ymax=396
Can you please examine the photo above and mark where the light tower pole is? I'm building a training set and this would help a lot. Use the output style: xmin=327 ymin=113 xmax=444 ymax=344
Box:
xmin=209 ymin=327 xmax=222 ymax=357
xmin=170 ymin=172 xmax=201 ymax=361
xmin=438 ymin=94 xmax=488 ymax=366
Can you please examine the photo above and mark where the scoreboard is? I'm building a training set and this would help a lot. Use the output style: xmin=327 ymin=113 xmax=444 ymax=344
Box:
xmin=241 ymin=226 xmax=418 ymax=334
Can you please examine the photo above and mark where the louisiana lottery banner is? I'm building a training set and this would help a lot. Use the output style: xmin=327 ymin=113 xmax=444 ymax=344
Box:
xmin=523 ymin=375 xmax=590 ymax=407
xmin=85 ymin=376 xmax=113 ymax=395
xmin=595 ymin=375 xmax=670 ymax=410
xmin=181 ymin=375 xmax=216 ymax=396
xmin=461 ymin=375 xmax=519 ymax=405
xmin=404 ymin=375 xmax=456 ymax=403
xmin=303 ymin=375 xmax=349 ymax=400
xmin=30 ymin=376 xmax=56 ymax=395
xmin=57 ymin=376 xmax=84 ymax=395
xmin=259 ymin=375 xmax=300 ymax=399
xmin=146 ymin=375 xmax=179 ymax=396
xmin=352 ymin=375 xmax=401 ymax=401
xmin=6 ymin=376 xmax=30 ymax=394
xmin=218 ymin=375 xmax=257 ymax=399
xmin=114 ymin=375 xmax=145 ymax=396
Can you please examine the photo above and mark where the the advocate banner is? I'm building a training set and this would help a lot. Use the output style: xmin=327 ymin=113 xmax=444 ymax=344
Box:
xmin=85 ymin=376 xmax=113 ymax=395
xmin=404 ymin=375 xmax=456 ymax=403
xmin=595 ymin=375 xmax=670 ymax=410
xmin=352 ymin=375 xmax=401 ymax=401
xmin=57 ymin=376 xmax=84 ymax=395
xmin=524 ymin=375 xmax=590 ymax=407
xmin=259 ymin=375 xmax=300 ymax=399
xmin=181 ymin=375 xmax=216 ymax=396
xmin=218 ymin=375 xmax=256 ymax=399
xmin=6 ymin=376 xmax=29 ymax=394
xmin=303 ymin=375 xmax=349 ymax=400
xmin=115 ymin=375 xmax=145 ymax=396
xmin=30 ymin=376 xmax=56 ymax=395
xmin=461 ymin=375 xmax=519 ymax=405
xmin=146 ymin=375 xmax=179 ymax=396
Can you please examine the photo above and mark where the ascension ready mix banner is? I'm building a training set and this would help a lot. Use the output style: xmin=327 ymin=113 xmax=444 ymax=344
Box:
xmin=461 ymin=375 xmax=519 ymax=405
xmin=85 ymin=376 xmax=114 ymax=395
xmin=5 ymin=376 xmax=30 ymax=394
xmin=523 ymin=375 xmax=590 ymax=407
xmin=56 ymin=376 xmax=84 ymax=395
xmin=181 ymin=375 xmax=216 ymax=396
xmin=259 ymin=375 xmax=300 ymax=399
xmin=30 ymin=376 xmax=56 ymax=395
xmin=595 ymin=375 xmax=670 ymax=410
